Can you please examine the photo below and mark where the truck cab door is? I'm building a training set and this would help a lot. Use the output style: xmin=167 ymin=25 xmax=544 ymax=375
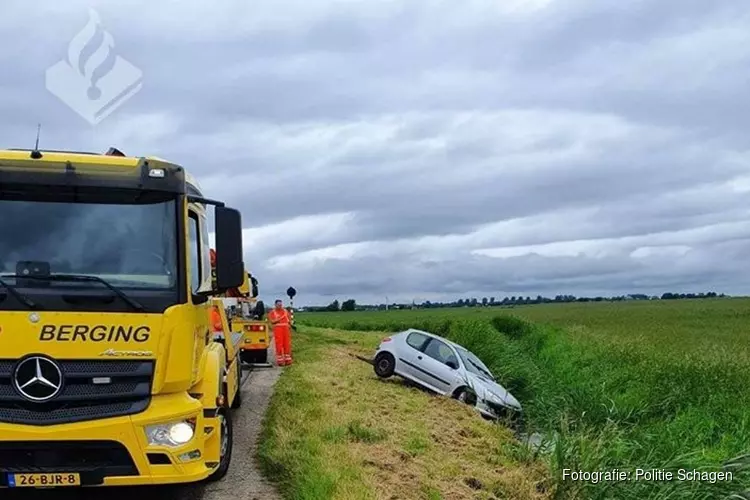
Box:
xmin=187 ymin=210 xmax=210 ymax=384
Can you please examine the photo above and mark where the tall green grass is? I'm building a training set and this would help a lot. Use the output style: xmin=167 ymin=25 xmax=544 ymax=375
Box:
xmin=298 ymin=301 xmax=750 ymax=499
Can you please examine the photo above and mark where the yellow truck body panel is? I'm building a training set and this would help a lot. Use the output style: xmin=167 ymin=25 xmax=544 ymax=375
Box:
xmin=0 ymin=148 xmax=246 ymax=487
xmin=233 ymin=318 xmax=271 ymax=350
xmin=0 ymin=392 xmax=211 ymax=486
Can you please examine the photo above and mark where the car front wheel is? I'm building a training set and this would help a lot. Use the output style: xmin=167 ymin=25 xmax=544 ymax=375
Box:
xmin=454 ymin=387 xmax=477 ymax=406
xmin=373 ymin=352 xmax=395 ymax=378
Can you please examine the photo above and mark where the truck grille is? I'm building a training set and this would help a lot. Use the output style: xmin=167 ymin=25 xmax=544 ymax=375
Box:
xmin=0 ymin=440 xmax=138 ymax=484
xmin=0 ymin=359 xmax=153 ymax=425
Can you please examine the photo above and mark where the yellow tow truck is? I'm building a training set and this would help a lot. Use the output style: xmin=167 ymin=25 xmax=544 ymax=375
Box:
xmin=0 ymin=147 xmax=246 ymax=488
xmin=215 ymin=269 xmax=272 ymax=367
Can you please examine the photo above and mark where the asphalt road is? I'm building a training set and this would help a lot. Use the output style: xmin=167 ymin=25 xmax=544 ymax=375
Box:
xmin=5 ymin=362 xmax=283 ymax=500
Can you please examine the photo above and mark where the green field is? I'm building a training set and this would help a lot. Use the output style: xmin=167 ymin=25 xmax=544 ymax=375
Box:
xmin=296 ymin=299 xmax=750 ymax=499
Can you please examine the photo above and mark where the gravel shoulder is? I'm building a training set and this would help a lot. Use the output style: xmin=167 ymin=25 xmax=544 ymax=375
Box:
xmin=5 ymin=361 xmax=283 ymax=500
xmin=202 ymin=365 xmax=282 ymax=500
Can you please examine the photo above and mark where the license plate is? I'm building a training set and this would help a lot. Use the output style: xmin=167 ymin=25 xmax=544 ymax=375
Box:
xmin=8 ymin=472 xmax=81 ymax=487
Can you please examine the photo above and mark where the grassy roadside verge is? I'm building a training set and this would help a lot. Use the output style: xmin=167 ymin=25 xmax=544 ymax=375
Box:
xmin=257 ymin=327 xmax=551 ymax=500
xmin=296 ymin=311 xmax=750 ymax=499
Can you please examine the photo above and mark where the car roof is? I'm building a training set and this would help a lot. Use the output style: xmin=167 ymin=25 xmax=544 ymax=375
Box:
xmin=399 ymin=328 xmax=465 ymax=351
xmin=397 ymin=329 xmax=494 ymax=373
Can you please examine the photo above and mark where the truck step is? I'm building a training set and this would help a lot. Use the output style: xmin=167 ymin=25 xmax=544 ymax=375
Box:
xmin=243 ymin=362 xmax=273 ymax=369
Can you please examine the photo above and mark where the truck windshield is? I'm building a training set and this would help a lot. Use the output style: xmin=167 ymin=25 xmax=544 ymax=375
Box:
xmin=0 ymin=198 xmax=178 ymax=289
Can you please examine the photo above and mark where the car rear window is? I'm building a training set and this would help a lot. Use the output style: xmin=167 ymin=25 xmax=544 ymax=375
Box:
xmin=406 ymin=332 xmax=429 ymax=350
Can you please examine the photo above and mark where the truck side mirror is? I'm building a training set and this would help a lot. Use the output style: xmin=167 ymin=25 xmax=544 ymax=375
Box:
xmin=250 ymin=274 xmax=259 ymax=298
xmin=214 ymin=206 xmax=245 ymax=291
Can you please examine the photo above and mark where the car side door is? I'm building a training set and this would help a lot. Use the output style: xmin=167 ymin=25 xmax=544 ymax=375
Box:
xmin=395 ymin=331 xmax=431 ymax=381
xmin=411 ymin=337 xmax=461 ymax=395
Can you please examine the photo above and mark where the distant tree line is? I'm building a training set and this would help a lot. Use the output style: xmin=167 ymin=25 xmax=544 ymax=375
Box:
xmin=303 ymin=291 xmax=728 ymax=312
xmin=305 ymin=299 xmax=357 ymax=312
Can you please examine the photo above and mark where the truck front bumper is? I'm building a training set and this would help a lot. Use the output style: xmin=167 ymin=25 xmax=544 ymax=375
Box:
xmin=0 ymin=392 xmax=215 ymax=487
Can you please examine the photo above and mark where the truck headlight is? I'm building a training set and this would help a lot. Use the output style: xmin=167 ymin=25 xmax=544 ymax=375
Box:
xmin=146 ymin=419 xmax=196 ymax=447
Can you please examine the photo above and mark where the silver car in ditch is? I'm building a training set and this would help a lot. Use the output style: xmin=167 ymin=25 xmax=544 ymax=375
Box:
xmin=372 ymin=328 xmax=521 ymax=418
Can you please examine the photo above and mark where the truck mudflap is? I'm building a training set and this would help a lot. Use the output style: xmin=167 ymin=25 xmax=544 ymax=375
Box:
xmin=0 ymin=392 xmax=216 ymax=487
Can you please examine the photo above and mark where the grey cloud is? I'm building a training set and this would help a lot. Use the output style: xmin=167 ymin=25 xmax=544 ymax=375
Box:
xmin=511 ymin=0 xmax=744 ymax=69
xmin=2 ymin=0 xmax=750 ymax=305
xmin=261 ymin=238 xmax=750 ymax=305
xmin=209 ymin=122 xmax=746 ymax=245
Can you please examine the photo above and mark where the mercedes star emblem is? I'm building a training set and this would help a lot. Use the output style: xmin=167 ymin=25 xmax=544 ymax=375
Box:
xmin=13 ymin=356 xmax=63 ymax=402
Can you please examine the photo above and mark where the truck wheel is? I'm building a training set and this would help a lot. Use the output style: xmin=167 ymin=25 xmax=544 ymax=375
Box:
xmin=206 ymin=409 xmax=233 ymax=482
xmin=231 ymin=363 xmax=243 ymax=409
xmin=254 ymin=348 xmax=267 ymax=364
xmin=240 ymin=350 xmax=251 ymax=365
xmin=241 ymin=349 xmax=267 ymax=364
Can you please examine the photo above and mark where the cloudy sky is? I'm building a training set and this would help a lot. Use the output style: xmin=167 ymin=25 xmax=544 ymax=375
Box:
xmin=3 ymin=0 xmax=750 ymax=305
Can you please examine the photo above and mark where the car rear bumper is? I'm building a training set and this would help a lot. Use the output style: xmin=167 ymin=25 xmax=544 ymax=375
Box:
xmin=0 ymin=392 xmax=213 ymax=487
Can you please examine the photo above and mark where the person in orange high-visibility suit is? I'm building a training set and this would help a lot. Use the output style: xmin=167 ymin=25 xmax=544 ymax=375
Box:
xmin=210 ymin=305 xmax=224 ymax=338
xmin=268 ymin=299 xmax=292 ymax=366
